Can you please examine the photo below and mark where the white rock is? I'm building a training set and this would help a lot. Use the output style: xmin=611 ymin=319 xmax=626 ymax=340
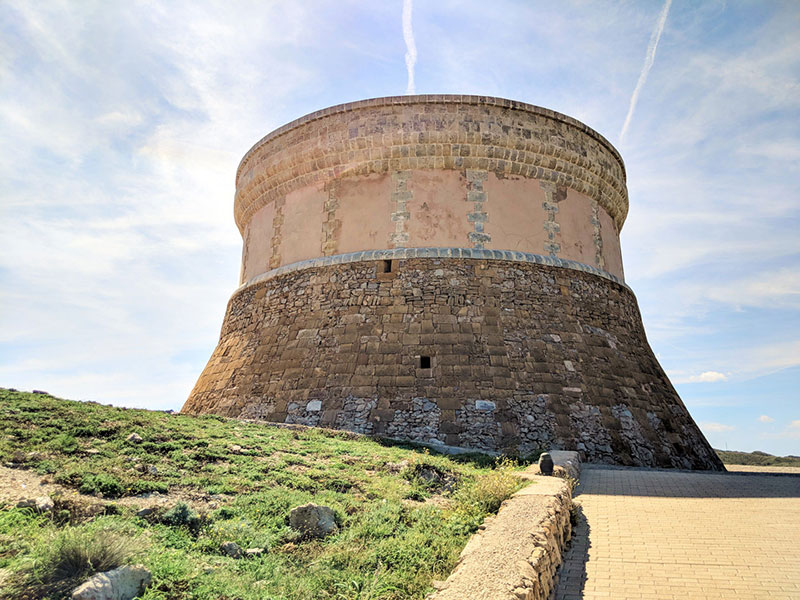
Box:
xmin=220 ymin=541 xmax=243 ymax=558
xmin=16 ymin=495 xmax=54 ymax=512
xmin=126 ymin=433 xmax=143 ymax=443
xmin=71 ymin=564 xmax=151 ymax=600
xmin=289 ymin=503 xmax=338 ymax=538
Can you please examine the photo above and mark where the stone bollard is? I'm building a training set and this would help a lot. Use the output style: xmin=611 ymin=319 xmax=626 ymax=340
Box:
xmin=538 ymin=452 xmax=554 ymax=476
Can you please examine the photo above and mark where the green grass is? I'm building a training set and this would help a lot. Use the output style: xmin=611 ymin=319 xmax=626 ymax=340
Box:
xmin=716 ymin=449 xmax=800 ymax=467
xmin=0 ymin=388 xmax=527 ymax=599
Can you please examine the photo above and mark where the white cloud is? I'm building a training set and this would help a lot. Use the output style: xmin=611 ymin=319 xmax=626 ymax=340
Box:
xmin=764 ymin=420 xmax=800 ymax=440
xmin=758 ymin=415 xmax=775 ymax=423
xmin=742 ymin=341 xmax=800 ymax=375
xmin=402 ymin=0 xmax=416 ymax=94
xmin=682 ymin=371 xmax=728 ymax=384
xmin=619 ymin=0 xmax=672 ymax=144
xmin=700 ymin=422 xmax=735 ymax=433
xmin=0 ymin=1 xmax=317 ymax=407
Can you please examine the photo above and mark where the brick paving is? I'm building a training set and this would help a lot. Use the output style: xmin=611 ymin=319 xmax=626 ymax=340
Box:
xmin=555 ymin=465 xmax=800 ymax=599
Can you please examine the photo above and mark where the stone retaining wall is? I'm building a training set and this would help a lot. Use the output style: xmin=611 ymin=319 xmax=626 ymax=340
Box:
xmin=430 ymin=475 xmax=572 ymax=600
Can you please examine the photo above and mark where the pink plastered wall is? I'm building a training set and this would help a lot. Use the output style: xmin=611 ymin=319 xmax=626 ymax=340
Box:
xmin=335 ymin=173 xmax=395 ymax=254
xmin=599 ymin=208 xmax=624 ymax=279
xmin=483 ymin=174 xmax=548 ymax=253
xmin=240 ymin=201 xmax=275 ymax=283
xmin=406 ymin=170 xmax=471 ymax=246
xmin=279 ymin=185 xmax=325 ymax=266
xmin=557 ymin=189 xmax=598 ymax=268
xmin=238 ymin=169 xmax=625 ymax=282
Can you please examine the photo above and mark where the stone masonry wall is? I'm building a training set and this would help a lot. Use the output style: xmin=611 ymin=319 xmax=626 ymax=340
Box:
xmin=183 ymin=258 xmax=723 ymax=471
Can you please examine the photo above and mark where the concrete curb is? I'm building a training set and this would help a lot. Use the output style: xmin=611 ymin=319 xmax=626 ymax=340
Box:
xmin=429 ymin=453 xmax=580 ymax=600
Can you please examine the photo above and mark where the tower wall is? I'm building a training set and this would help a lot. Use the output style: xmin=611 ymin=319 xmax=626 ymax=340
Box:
xmin=234 ymin=96 xmax=627 ymax=282
xmin=183 ymin=95 xmax=723 ymax=470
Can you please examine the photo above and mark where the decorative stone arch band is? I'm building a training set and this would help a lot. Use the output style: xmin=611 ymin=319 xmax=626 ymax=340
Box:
xmin=183 ymin=96 xmax=724 ymax=471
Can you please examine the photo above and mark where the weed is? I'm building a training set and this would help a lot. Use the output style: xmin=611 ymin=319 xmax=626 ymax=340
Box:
xmin=45 ymin=528 xmax=134 ymax=581
xmin=161 ymin=502 xmax=201 ymax=534
xmin=569 ymin=501 xmax=582 ymax=527
xmin=48 ymin=434 xmax=78 ymax=454
xmin=333 ymin=562 xmax=404 ymax=600
xmin=6 ymin=526 xmax=138 ymax=599
xmin=78 ymin=473 xmax=124 ymax=498
xmin=560 ymin=474 xmax=579 ymax=494
xmin=455 ymin=456 xmax=520 ymax=513
xmin=34 ymin=460 xmax=57 ymax=475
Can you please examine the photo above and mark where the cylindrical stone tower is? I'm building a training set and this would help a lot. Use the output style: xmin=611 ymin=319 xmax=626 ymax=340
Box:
xmin=183 ymin=95 xmax=723 ymax=470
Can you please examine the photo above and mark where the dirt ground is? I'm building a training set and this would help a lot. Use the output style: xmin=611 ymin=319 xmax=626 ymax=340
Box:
xmin=0 ymin=465 xmax=228 ymax=516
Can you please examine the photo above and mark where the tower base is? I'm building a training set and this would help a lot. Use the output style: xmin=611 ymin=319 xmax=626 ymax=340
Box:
xmin=183 ymin=252 xmax=723 ymax=471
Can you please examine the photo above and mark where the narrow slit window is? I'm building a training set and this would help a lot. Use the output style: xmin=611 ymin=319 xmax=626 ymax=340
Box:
xmin=382 ymin=259 xmax=392 ymax=273
xmin=420 ymin=356 xmax=431 ymax=369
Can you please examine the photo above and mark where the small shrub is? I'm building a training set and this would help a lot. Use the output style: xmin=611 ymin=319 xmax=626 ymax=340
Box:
xmin=35 ymin=459 xmax=57 ymax=475
xmin=49 ymin=433 xmax=78 ymax=454
xmin=403 ymin=487 xmax=427 ymax=502
xmin=212 ymin=506 xmax=236 ymax=520
xmin=79 ymin=473 xmax=124 ymax=498
xmin=404 ymin=463 xmax=456 ymax=493
xmin=17 ymin=527 xmax=136 ymax=598
xmin=54 ymin=469 xmax=84 ymax=487
xmin=71 ymin=425 xmax=97 ymax=438
xmin=455 ymin=456 xmax=520 ymax=513
xmin=161 ymin=502 xmax=201 ymax=533
xmin=129 ymin=480 xmax=169 ymax=495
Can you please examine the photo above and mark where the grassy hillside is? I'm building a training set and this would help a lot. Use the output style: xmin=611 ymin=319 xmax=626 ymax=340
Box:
xmin=716 ymin=449 xmax=800 ymax=467
xmin=0 ymin=389 xmax=526 ymax=600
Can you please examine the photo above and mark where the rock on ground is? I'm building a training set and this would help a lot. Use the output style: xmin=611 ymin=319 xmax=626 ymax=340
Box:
xmin=548 ymin=450 xmax=581 ymax=480
xmin=289 ymin=503 xmax=338 ymax=538
xmin=71 ymin=564 xmax=151 ymax=600
xmin=16 ymin=495 xmax=54 ymax=512
xmin=220 ymin=541 xmax=243 ymax=558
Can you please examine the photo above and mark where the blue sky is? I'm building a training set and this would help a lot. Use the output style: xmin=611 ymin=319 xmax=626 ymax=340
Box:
xmin=1 ymin=0 xmax=798 ymax=455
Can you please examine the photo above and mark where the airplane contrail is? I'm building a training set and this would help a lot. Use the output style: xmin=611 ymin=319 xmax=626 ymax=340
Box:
xmin=402 ymin=0 xmax=416 ymax=94
xmin=619 ymin=0 xmax=672 ymax=144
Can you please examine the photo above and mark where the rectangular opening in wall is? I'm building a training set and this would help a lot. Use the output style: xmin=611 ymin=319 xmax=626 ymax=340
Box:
xmin=419 ymin=356 xmax=431 ymax=369
xmin=382 ymin=259 xmax=393 ymax=273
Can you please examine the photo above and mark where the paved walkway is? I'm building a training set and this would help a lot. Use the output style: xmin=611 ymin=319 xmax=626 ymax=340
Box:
xmin=554 ymin=466 xmax=800 ymax=600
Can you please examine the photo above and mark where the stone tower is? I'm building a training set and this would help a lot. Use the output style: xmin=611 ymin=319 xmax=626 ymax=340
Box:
xmin=182 ymin=95 xmax=723 ymax=470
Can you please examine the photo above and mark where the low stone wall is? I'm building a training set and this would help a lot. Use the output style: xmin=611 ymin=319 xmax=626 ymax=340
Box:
xmin=430 ymin=473 xmax=573 ymax=600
